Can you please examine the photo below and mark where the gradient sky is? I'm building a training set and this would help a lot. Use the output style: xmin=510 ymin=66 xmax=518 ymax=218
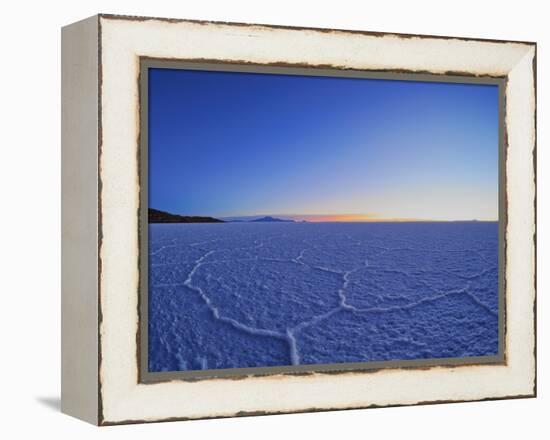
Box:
xmin=148 ymin=68 xmax=499 ymax=221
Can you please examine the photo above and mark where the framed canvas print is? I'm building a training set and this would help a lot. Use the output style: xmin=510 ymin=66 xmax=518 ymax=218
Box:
xmin=61 ymin=14 xmax=537 ymax=425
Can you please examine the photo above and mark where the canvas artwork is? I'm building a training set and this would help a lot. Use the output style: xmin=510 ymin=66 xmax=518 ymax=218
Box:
xmin=61 ymin=15 xmax=536 ymax=424
xmin=144 ymin=65 xmax=502 ymax=376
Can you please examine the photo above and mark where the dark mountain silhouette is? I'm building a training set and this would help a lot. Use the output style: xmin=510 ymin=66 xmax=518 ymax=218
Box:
xmin=149 ymin=208 xmax=224 ymax=223
xmin=250 ymin=216 xmax=295 ymax=223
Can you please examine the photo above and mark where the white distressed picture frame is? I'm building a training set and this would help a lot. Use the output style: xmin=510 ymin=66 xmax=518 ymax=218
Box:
xmin=61 ymin=14 xmax=536 ymax=425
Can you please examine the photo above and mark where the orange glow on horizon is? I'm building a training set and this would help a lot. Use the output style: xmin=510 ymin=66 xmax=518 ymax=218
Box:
xmin=302 ymin=214 xmax=379 ymax=222
xmin=287 ymin=214 xmax=497 ymax=222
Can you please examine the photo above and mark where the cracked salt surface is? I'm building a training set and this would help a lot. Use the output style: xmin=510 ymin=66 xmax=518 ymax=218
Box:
xmin=148 ymin=222 xmax=499 ymax=372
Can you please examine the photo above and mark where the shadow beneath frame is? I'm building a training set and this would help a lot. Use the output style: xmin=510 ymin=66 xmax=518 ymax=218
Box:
xmin=36 ymin=396 xmax=61 ymax=412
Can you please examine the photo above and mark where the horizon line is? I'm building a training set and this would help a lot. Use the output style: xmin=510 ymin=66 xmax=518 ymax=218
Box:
xmin=223 ymin=218 xmax=499 ymax=223
xmin=217 ymin=213 xmax=497 ymax=222
xmin=150 ymin=208 xmax=497 ymax=223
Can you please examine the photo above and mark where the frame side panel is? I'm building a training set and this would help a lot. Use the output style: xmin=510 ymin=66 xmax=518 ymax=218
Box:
xmin=61 ymin=15 xmax=100 ymax=425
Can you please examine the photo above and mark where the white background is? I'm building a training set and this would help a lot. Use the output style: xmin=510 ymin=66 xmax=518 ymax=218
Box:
xmin=0 ymin=0 xmax=546 ymax=438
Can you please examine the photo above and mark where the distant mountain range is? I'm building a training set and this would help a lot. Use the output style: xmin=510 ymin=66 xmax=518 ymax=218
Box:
xmin=149 ymin=208 xmax=224 ymax=223
xmin=149 ymin=209 xmax=299 ymax=224
xmin=250 ymin=216 xmax=295 ymax=223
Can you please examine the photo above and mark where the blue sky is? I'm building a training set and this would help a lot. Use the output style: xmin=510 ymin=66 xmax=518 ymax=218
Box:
xmin=148 ymin=68 xmax=499 ymax=221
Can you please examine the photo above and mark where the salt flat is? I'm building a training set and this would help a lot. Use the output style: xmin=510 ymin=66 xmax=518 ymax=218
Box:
xmin=148 ymin=222 xmax=499 ymax=372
